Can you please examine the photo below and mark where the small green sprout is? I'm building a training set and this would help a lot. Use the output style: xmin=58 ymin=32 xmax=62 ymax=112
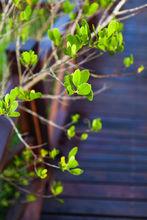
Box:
xmin=37 ymin=167 xmax=48 ymax=179
xmin=96 ymin=20 xmax=124 ymax=53
xmin=65 ymin=20 xmax=90 ymax=57
xmin=83 ymin=2 xmax=99 ymax=17
xmin=80 ymin=133 xmax=88 ymax=140
xmin=20 ymin=50 xmax=38 ymax=67
xmin=62 ymin=0 xmax=75 ymax=14
xmin=40 ymin=149 xmax=48 ymax=158
xmin=48 ymin=28 xmax=62 ymax=46
xmin=64 ymin=69 xmax=93 ymax=101
xmin=123 ymin=54 xmax=134 ymax=68
xmin=49 ymin=148 xmax=60 ymax=160
xmin=91 ymin=118 xmax=102 ymax=132
xmin=20 ymin=5 xmax=32 ymax=21
xmin=51 ymin=181 xmax=63 ymax=196
xmin=59 ymin=147 xmax=84 ymax=175
xmin=71 ymin=113 xmax=80 ymax=123
xmin=137 ymin=65 xmax=144 ymax=73
xmin=26 ymin=194 xmax=37 ymax=203
xmin=67 ymin=125 xmax=76 ymax=139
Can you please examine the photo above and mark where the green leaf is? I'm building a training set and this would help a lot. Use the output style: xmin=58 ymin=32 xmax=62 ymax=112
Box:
xmin=86 ymin=90 xmax=94 ymax=101
xmin=37 ymin=167 xmax=48 ymax=179
xmin=69 ymin=168 xmax=84 ymax=175
xmin=80 ymin=133 xmax=88 ymax=141
xmin=8 ymin=111 xmax=20 ymax=118
xmin=48 ymin=28 xmax=62 ymax=46
xmin=62 ymin=0 xmax=75 ymax=14
xmin=72 ymin=69 xmax=90 ymax=87
xmin=40 ymin=149 xmax=48 ymax=158
xmin=29 ymin=90 xmax=42 ymax=100
xmin=26 ymin=194 xmax=37 ymax=203
xmin=84 ymin=2 xmax=99 ymax=17
xmin=96 ymin=20 xmax=124 ymax=54
xmin=77 ymin=83 xmax=91 ymax=96
xmin=20 ymin=5 xmax=32 ymax=21
xmin=68 ymin=146 xmax=78 ymax=159
xmin=64 ymin=74 xmax=75 ymax=96
xmin=68 ymin=156 xmax=79 ymax=169
xmin=71 ymin=113 xmax=80 ymax=123
xmin=51 ymin=181 xmax=63 ymax=196
xmin=137 ymin=65 xmax=144 ymax=73
xmin=123 ymin=54 xmax=134 ymax=68
xmin=91 ymin=118 xmax=102 ymax=132
xmin=67 ymin=125 xmax=76 ymax=139
xmin=108 ymin=20 xmax=118 ymax=37
xmin=59 ymin=156 xmax=68 ymax=171
xmin=49 ymin=148 xmax=60 ymax=160
xmin=20 ymin=50 xmax=38 ymax=66
xmin=99 ymin=0 xmax=113 ymax=8
xmin=9 ymin=101 xmax=18 ymax=113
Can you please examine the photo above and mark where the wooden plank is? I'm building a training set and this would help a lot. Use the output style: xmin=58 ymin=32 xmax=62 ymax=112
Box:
xmin=82 ymin=136 xmax=147 ymax=147
xmin=42 ymin=198 xmax=147 ymax=217
xmin=62 ymin=183 xmax=147 ymax=200
xmin=56 ymin=170 xmax=147 ymax=185
xmin=77 ymin=152 xmax=147 ymax=163
xmin=79 ymin=161 xmax=147 ymax=172
xmin=41 ymin=215 xmax=141 ymax=220
xmin=79 ymin=144 xmax=147 ymax=155
xmin=79 ymin=143 xmax=147 ymax=155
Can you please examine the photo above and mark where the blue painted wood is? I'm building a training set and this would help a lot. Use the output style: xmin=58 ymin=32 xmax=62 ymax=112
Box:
xmin=42 ymin=1 xmax=147 ymax=219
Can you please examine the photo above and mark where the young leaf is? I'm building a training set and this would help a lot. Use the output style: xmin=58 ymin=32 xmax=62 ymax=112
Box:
xmin=77 ymin=83 xmax=91 ymax=96
xmin=91 ymin=118 xmax=102 ymax=132
xmin=20 ymin=5 xmax=32 ymax=21
xmin=37 ymin=167 xmax=48 ymax=179
xmin=26 ymin=194 xmax=37 ymax=202
xmin=72 ymin=69 xmax=90 ymax=87
xmin=20 ymin=50 xmax=38 ymax=66
xmin=49 ymin=148 xmax=60 ymax=160
xmin=123 ymin=54 xmax=134 ymax=68
xmin=86 ymin=90 xmax=94 ymax=101
xmin=68 ymin=156 xmax=79 ymax=169
xmin=80 ymin=133 xmax=88 ymax=141
xmin=59 ymin=156 xmax=67 ymax=171
xmin=64 ymin=75 xmax=75 ymax=96
xmin=69 ymin=168 xmax=84 ymax=175
xmin=68 ymin=146 xmax=78 ymax=159
xmin=67 ymin=125 xmax=76 ymax=139
xmin=48 ymin=28 xmax=62 ymax=46
xmin=137 ymin=65 xmax=144 ymax=73
xmin=71 ymin=113 xmax=80 ymax=123
xmin=84 ymin=2 xmax=99 ymax=17
xmin=62 ymin=0 xmax=75 ymax=14
xmin=51 ymin=181 xmax=63 ymax=196
xmin=40 ymin=149 xmax=48 ymax=158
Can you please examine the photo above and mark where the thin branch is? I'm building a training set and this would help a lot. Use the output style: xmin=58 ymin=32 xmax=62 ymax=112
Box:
xmin=117 ymin=3 xmax=147 ymax=15
xmin=19 ymin=105 xmax=65 ymax=131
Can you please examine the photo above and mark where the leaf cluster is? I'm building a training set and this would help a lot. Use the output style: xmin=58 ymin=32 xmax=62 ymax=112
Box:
xmin=96 ymin=20 xmax=124 ymax=54
xmin=48 ymin=28 xmax=62 ymax=46
xmin=59 ymin=147 xmax=84 ymax=175
xmin=0 ymin=87 xmax=42 ymax=118
xmin=65 ymin=19 xmax=91 ymax=57
xmin=64 ymin=69 xmax=93 ymax=101
xmin=83 ymin=1 xmax=99 ymax=17
xmin=20 ymin=50 xmax=38 ymax=67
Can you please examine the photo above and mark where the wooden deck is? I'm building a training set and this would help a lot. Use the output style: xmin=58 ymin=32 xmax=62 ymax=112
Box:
xmin=41 ymin=1 xmax=147 ymax=219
